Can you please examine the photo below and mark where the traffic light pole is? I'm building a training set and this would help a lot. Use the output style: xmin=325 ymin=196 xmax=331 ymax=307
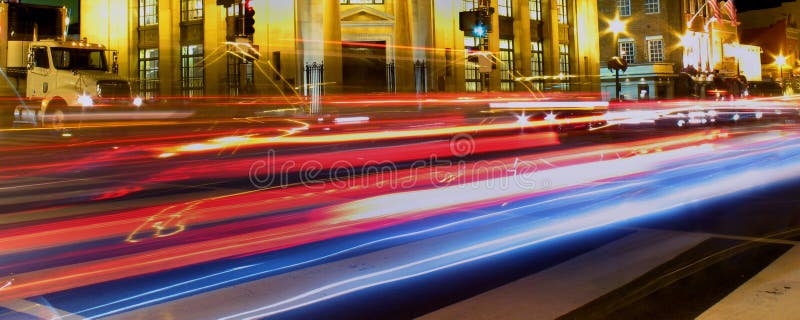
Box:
xmin=459 ymin=1 xmax=494 ymax=92
xmin=478 ymin=1 xmax=491 ymax=93
xmin=482 ymin=35 xmax=489 ymax=93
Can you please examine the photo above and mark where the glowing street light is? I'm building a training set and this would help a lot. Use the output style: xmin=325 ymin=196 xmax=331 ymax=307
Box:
xmin=609 ymin=17 xmax=626 ymax=36
xmin=776 ymin=54 xmax=788 ymax=95
xmin=606 ymin=15 xmax=628 ymax=102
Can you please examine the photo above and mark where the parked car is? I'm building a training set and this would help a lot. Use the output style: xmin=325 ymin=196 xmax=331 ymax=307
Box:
xmin=747 ymin=81 xmax=783 ymax=97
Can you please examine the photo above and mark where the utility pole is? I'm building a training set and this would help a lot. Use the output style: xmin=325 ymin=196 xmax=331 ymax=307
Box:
xmin=478 ymin=0 xmax=490 ymax=92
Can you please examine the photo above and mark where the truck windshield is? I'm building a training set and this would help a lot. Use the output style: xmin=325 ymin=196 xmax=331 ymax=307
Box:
xmin=51 ymin=48 xmax=108 ymax=71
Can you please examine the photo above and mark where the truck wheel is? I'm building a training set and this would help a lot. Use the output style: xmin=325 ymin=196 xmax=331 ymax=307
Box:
xmin=47 ymin=108 xmax=66 ymax=130
xmin=44 ymin=100 xmax=70 ymax=135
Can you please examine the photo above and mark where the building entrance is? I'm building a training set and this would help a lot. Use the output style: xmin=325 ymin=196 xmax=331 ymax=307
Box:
xmin=342 ymin=41 xmax=387 ymax=93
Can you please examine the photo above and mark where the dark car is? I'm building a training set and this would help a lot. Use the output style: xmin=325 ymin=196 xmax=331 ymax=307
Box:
xmin=747 ymin=81 xmax=783 ymax=97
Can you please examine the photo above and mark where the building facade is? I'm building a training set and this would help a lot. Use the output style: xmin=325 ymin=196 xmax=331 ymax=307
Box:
xmin=79 ymin=0 xmax=600 ymax=100
xmin=598 ymin=0 xmax=684 ymax=100
xmin=598 ymin=0 xmax=755 ymax=100
xmin=739 ymin=1 xmax=800 ymax=82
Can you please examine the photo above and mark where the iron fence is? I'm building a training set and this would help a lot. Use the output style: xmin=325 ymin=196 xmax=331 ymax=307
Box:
xmin=386 ymin=61 xmax=396 ymax=94
xmin=414 ymin=60 xmax=428 ymax=94
xmin=304 ymin=62 xmax=324 ymax=114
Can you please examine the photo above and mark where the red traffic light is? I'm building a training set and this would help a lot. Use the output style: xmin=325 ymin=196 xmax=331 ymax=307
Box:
xmin=244 ymin=6 xmax=255 ymax=35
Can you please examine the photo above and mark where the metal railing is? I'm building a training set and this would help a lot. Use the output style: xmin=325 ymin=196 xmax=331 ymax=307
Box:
xmin=304 ymin=62 xmax=324 ymax=114
xmin=386 ymin=60 xmax=396 ymax=94
xmin=414 ymin=60 xmax=428 ymax=94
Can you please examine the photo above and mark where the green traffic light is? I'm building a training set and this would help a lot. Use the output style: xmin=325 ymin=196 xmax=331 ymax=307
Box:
xmin=472 ymin=24 xmax=486 ymax=38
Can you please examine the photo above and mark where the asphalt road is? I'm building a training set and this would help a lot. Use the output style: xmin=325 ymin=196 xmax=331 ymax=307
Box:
xmin=1 ymin=102 xmax=799 ymax=319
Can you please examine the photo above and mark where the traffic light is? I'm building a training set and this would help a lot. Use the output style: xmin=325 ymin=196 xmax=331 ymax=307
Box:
xmin=244 ymin=4 xmax=255 ymax=36
xmin=472 ymin=24 xmax=487 ymax=38
xmin=458 ymin=8 xmax=493 ymax=38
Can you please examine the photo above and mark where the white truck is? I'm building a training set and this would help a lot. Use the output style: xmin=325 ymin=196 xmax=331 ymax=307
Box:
xmin=0 ymin=1 xmax=140 ymax=129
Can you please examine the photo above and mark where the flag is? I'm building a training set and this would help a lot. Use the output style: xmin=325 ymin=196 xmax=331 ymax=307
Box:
xmin=708 ymin=0 xmax=723 ymax=22
xmin=724 ymin=0 xmax=738 ymax=26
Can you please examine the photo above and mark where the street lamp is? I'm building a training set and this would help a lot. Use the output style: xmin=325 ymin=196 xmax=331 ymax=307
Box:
xmin=776 ymin=54 xmax=788 ymax=95
xmin=607 ymin=15 xmax=628 ymax=101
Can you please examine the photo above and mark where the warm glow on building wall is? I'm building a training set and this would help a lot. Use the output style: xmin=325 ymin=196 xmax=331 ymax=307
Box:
xmin=722 ymin=43 xmax=762 ymax=81
xmin=79 ymin=0 xmax=599 ymax=99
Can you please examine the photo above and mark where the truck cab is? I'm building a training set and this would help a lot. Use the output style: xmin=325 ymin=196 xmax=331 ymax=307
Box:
xmin=27 ymin=40 xmax=140 ymax=107
xmin=0 ymin=1 xmax=139 ymax=129
xmin=18 ymin=40 xmax=142 ymax=128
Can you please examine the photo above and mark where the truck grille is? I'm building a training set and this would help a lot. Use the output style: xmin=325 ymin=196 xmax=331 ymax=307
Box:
xmin=97 ymin=80 xmax=131 ymax=98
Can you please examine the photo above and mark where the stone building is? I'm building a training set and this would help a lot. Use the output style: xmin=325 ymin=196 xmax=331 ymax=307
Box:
xmin=598 ymin=0 xmax=755 ymax=100
xmin=79 ymin=0 xmax=599 ymax=101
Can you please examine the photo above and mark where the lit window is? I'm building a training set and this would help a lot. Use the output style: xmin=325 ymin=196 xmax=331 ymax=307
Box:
xmin=617 ymin=0 xmax=631 ymax=17
xmin=498 ymin=0 xmax=512 ymax=17
xmin=462 ymin=0 xmax=477 ymax=11
xmin=559 ymin=43 xmax=570 ymax=90
xmin=619 ymin=40 xmax=635 ymax=64
xmin=645 ymin=0 xmax=660 ymax=14
xmin=557 ymin=0 xmax=568 ymax=24
xmin=464 ymin=36 xmax=482 ymax=92
xmin=181 ymin=0 xmax=203 ymax=22
xmin=181 ymin=44 xmax=204 ymax=97
xmin=138 ymin=48 xmax=159 ymax=99
xmin=226 ymin=3 xmax=241 ymax=17
xmin=531 ymin=41 xmax=544 ymax=91
xmin=139 ymin=0 xmax=158 ymax=26
xmin=500 ymin=39 xmax=515 ymax=91
xmin=648 ymin=38 xmax=664 ymax=62
xmin=530 ymin=0 xmax=542 ymax=21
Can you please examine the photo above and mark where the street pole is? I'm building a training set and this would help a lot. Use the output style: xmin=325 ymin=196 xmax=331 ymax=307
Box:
xmin=615 ymin=34 xmax=621 ymax=101
xmin=615 ymin=69 xmax=621 ymax=101
xmin=483 ymin=36 xmax=489 ymax=93
xmin=780 ymin=65 xmax=789 ymax=95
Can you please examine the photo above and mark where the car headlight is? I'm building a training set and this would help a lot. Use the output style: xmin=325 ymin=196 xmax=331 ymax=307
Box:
xmin=133 ymin=96 xmax=143 ymax=107
xmin=78 ymin=94 xmax=94 ymax=107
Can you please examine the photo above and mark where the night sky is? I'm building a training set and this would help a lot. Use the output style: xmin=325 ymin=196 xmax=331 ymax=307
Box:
xmin=737 ymin=0 xmax=795 ymax=12
xmin=21 ymin=0 xmax=79 ymax=22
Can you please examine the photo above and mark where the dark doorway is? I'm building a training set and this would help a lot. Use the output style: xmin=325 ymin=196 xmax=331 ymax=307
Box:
xmin=342 ymin=41 xmax=387 ymax=93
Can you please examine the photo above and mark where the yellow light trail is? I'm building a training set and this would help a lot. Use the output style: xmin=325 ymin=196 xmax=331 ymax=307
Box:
xmin=157 ymin=115 xmax=608 ymax=158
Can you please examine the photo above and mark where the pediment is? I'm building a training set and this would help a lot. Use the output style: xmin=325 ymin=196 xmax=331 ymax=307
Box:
xmin=341 ymin=6 xmax=395 ymax=22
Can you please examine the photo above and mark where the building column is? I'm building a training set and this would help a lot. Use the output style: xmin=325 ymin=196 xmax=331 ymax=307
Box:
xmin=514 ymin=0 xmax=532 ymax=86
xmin=406 ymin=0 xmax=434 ymax=93
xmin=257 ymin=1 xmax=298 ymax=96
xmin=542 ymin=0 xmax=560 ymax=90
xmin=159 ymin=0 xmax=179 ymax=97
xmin=296 ymin=0 xmax=342 ymax=94
xmin=203 ymin=0 xmax=225 ymax=97
xmin=395 ymin=0 xmax=413 ymax=92
xmin=572 ymin=0 xmax=599 ymax=92
xmin=432 ymin=0 xmax=460 ymax=92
